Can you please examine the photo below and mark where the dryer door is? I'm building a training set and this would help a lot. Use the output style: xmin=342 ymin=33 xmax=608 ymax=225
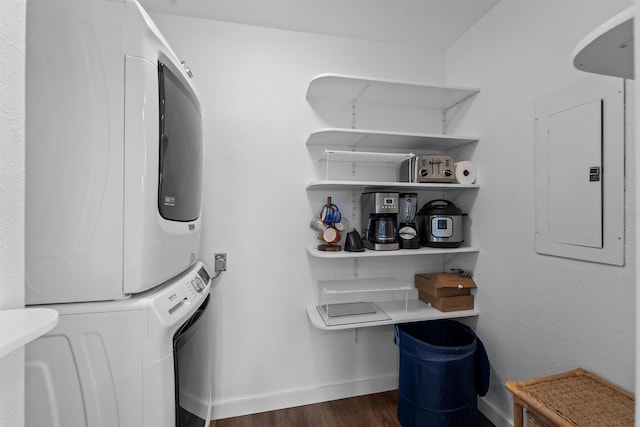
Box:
xmin=158 ymin=61 xmax=203 ymax=223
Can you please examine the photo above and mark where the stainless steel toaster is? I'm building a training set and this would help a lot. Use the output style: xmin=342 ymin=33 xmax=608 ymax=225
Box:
xmin=400 ymin=155 xmax=455 ymax=183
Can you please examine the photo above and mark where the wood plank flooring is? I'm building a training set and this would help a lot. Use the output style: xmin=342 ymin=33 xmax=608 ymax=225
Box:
xmin=210 ymin=391 xmax=496 ymax=427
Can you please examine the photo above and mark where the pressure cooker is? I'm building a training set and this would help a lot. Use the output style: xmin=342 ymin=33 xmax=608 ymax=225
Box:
xmin=416 ymin=199 xmax=464 ymax=248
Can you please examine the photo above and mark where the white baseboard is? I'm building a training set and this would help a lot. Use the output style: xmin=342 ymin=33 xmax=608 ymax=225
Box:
xmin=210 ymin=374 xmax=399 ymax=420
xmin=478 ymin=396 xmax=513 ymax=427
xmin=211 ymin=375 xmax=516 ymax=426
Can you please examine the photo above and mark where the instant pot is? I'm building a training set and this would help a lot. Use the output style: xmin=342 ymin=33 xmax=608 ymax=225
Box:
xmin=416 ymin=199 xmax=464 ymax=248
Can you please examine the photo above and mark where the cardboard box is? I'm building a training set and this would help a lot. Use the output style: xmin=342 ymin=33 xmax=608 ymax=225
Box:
xmin=415 ymin=273 xmax=477 ymax=297
xmin=419 ymin=291 xmax=475 ymax=312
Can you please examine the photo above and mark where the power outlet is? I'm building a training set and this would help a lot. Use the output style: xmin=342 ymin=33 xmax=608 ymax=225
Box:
xmin=214 ymin=253 xmax=227 ymax=272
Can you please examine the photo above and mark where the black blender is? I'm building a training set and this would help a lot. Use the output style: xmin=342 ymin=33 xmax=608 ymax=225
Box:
xmin=398 ymin=193 xmax=420 ymax=249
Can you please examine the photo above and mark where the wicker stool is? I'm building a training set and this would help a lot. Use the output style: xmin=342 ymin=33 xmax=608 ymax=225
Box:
xmin=505 ymin=368 xmax=634 ymax=427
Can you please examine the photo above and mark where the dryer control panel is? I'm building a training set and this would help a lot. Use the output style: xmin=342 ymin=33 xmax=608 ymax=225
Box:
xmin=191 ymin=266 xmax=210 ymax=292
xmin=147 ymin=261 xmax=211 ymax=334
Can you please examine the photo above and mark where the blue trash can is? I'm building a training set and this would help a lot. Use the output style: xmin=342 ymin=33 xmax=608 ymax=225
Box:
xmin=395 ymin=320 xmax=490 ymax=427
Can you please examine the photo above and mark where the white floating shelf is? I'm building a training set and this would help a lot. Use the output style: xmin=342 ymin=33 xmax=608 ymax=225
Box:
xmin=307 ymin=128 xmax=479 ymax=151
xmin=306 ymin=299 xmax=479 ymax=330
xmin=307 ymin=245 xmax=479 ymax=259
xmin=305 ymin=180 xmax=479 ymax=191
xmin=306 ymin=73 xmax=480 ymax=109
xmin=0 ymin=308 xmax=58 ymax=358
xmin=573 ymin=6 xmax=634 ymax=79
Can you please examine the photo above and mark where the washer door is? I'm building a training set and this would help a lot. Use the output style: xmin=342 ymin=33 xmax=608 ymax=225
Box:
xmin=173 ymin=294 xmax=211 ymax=427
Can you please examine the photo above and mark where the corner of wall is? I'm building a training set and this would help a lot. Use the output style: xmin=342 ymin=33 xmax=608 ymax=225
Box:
xmin=0 ymin=0 xmax=27 ymax=426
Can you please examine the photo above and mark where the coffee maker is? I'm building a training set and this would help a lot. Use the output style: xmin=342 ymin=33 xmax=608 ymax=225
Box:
xmin=398 ymin=193 xmax=420 ymax=249
xmin=361 ymin=192 xmax=399 ymax=251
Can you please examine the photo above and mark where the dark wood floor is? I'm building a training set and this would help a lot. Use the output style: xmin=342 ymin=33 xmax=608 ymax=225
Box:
xmin=211 ymin=390 xmax=495 ymax=427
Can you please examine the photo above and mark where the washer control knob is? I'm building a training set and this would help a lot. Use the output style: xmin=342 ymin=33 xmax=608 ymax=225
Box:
xmin=193 ymin=277 xmax=205 ymax=292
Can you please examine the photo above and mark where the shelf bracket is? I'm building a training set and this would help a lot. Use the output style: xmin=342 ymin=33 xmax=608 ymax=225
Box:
xmin=350 ymin=83 xmax=371 ymax=129
xmin=442 ymin=108 xmax=448 ymax=135
xmin=442 ymin=251 xmax=474 ymax=271
xmin=351 ymin=101 xmax=358 ymax=129
xmin=353 ymin=258 xmax=359 ymax=278
xmin=351 ymin=190 xmax=358 ymax=221
xmin=324 ymin=154 xmax=330 ymax=180
xmin=354 ymin=328 xmax=359 ymax=343
xmin=352 ymin=134 xmax=368 ymax=150
xmin=441 ymin=91 xmax=478 ymax=134
xmin=352 ymin=188 xmax=365 ymax=219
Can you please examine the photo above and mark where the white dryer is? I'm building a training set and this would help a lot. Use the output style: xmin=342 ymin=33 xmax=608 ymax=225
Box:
xmin=25 ymin=261 xmax=212 ymax=427
xmin=26 ymin=0 xmax=204 ymax=305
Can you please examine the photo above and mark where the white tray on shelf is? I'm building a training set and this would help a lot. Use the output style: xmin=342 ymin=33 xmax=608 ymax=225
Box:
xmin=319 ymin=277 xmax=412 ymax=294
xmin=307 ymin=299 xmax=479 ymax=330
xmin=316 ymin=302 xmax=391 ymax=327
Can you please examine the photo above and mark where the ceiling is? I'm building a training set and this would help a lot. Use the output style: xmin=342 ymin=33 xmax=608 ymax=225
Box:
xmin=139 ymin=0 xmax=500 ymax=49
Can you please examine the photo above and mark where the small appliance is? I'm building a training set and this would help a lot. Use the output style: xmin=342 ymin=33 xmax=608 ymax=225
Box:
xmin=26 ymin=0 xmax=203 ymax=304
xmin=344 ymin=229 xmax=365 ymax=252
xmin=416 ymin=199 xmax=464 ymax=248
xmin=400 ymin=155 xmax=455 ymax=183
xmin=398 ymin=193 xmax=420 ymax=249
xmin=361 ymin=192 xmax=400 ymax=251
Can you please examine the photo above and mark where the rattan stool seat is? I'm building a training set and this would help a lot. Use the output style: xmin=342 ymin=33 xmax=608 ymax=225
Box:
xmin=505 ymin=368 xmax=634 ymax=427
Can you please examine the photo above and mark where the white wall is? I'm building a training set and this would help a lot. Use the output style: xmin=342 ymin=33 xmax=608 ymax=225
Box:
xmin=446 ymin=0 xmax=635 ymax=424
xmin=0 ymin=0 xmax=26 ymax=426
xmin=153 ymin=3 xmax=638 ymax=422
xmin=155 ymin=3 xmax=636 ymax=424
xmin=635 ymin=3 xmax=640 ymax=424
xmin=3 ymin=2 xmax=636 ymax=426
xmin=150 ymin=14 xmax=450 ymax=419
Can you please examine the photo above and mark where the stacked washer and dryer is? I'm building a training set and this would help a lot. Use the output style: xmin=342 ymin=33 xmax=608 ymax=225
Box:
xmin=24 ymin=1 xmax=212 ymax=426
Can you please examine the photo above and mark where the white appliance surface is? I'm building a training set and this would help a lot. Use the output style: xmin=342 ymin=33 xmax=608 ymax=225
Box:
xmin=25 ymin=261 xmax=212 ymax=427
xmin=26 ymin=0 xmax=202 ymax=304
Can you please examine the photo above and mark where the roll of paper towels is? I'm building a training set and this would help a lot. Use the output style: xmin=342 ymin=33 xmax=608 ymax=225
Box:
xmin=454 ymin=161 xmax=477 ymax=184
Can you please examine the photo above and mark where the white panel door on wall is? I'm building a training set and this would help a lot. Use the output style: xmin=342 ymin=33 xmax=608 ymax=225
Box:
xmin=547 ymin=99 xmax=602 ymax=248
xmin=535 ymin=75 xmax=624 ymax=266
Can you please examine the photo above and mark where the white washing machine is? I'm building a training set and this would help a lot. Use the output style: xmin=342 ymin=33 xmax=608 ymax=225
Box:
xmin=25 ymin=261 xmax=212 ymax=427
